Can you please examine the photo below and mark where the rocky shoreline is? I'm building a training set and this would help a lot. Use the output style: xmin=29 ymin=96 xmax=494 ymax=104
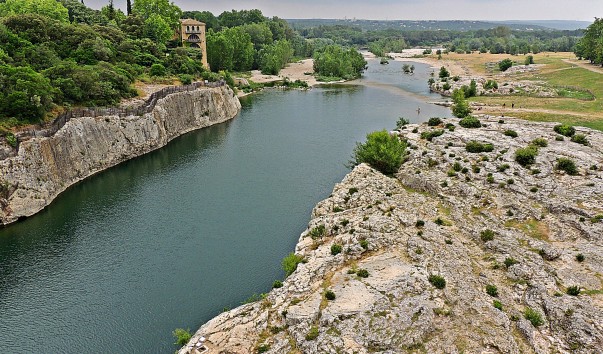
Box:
xmin=0 ymin=85 xmax=241 ymax=225
xmin=182 ymin=116 xmax=603 ymax=353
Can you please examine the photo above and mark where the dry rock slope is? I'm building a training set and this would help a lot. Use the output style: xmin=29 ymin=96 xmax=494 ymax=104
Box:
xmin=0 ymin=85 xmax=241 ymax=225
xmin=182 ymin=116 xmax=603 ymax=354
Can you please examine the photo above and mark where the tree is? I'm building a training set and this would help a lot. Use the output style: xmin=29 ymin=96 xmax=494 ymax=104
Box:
xmin=313 ymin=45 xmax=366 ymax=80
xmin=182 ymin=10 xmax=218 ymax=30
xmin=499 ymin=58 xmax=513 ymax=72
xmin=0 ymin=0 xmax=70 ymax=22
xmin=132 ymin=0 xmax=182 ymax=28
xmin=452 ymin=89 xmax=471 ymax=118
xmin=143 ymin=14 xmax=173 ymax=45
xmin=259 ymin=39 xmax=293 ymax=75
xmin=0 ymin=65 xmax=56 ymax=121
xmin=351 ymin=130 xmax=407 ymax=175
xmin=126 ymin=0 xmax=132 ymax=16
xmin=575 ymin=18 xmax=603 ymax=66
xmin=438 ymin=66 xmax=449 ymax=78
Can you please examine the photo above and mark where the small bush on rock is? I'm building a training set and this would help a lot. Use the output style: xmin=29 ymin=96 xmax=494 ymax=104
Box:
xmin=421 ymin=129 xmax=445 ymax=141
xmin=466 ymin=141 xmax=494 ymax=153
xmin=282 ymin=253 xmax=305 ymax=277
xmin=524 ymin=307 xmax=544 ymax=327
xmin=325 ymin=290 xmax=336 ymax=300
xmin=356 ymin=269 xmax=369 ymax=278
xmin=428 ymin=117 xmax=443 ymax=126
xmin=571 ymin=134 xmax=589 ymax=146
xmin=428 ymin=274 xmax=446 ymax=289
xmin=486 ymin=284 xmax=499 ymax=297
xmin=480 ymin=229 xmax=495 ymax=242
xmin=515 ymin=146 xmax=538 ymax=167
xmin=305 ymin=326 xmax=319 ymax=340
xmin=459 ymin=116 xmax=482 ymax=128
xmin=554 ymin=124 xmax=575 ymax=137
xmin=566 ymin=286 xmax=580 ymax=296
xmin=504 ymin=257 xmax=518 ymax=268
xmin=555 ymin=158 xmax=578 ymax=175
xmin=352 ymin=130 xmax=407 ymax=175
xmin=530 ymin=138 xmax=548 ymax=147
xmin=272 ymin=280 xmax=283 ymax=288
xmin=504 ymin=130 xmax=518 ymax=138
xmin=331 ymin=244 xmax=343 ymax=255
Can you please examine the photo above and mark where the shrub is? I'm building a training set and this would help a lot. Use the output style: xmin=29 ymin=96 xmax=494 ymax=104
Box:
xmin=453 ymin=162 xmax=462 ymax=172
xmin=484 ymin=80 xmax=498 ymax=90
xmin=416 ymin=220 xmax=425 ymax=227
xmin=452 ymin=89 xmax=472 ymax=118
xmin=359 ymin=239 xmax=369 ymax=249
xmin=428 ymin=274 xmax=446 ymax=289
xmin=576 ymin=253 xmax=585 ymax=262
xmin=257 ymin=344 xmax=270 ymax=353
xmin=356 ymin=269 xmax=369 ymax=278
xmin=504 ymin=257 xmax=518 ymax=268
xmin=421 ymin=129 xmax=445 ymax=141
xmin=504 ymin=130 xmax=518 ymax=138
xmin=282 ymin=253 xmax=305 ymax=277
xmin=272 ymin=280 xmax=283 ymax=288
xmin=566 ymin=286 xmax=580 ymax=296
xmin=530 ymin=138 xmax=548 ymax=147
xmin=571 ymin=134 xmax=589 ymax=146
xmin=515 ymin=146 xmax=538 ymax=167
xmin=497 ymin=164 xmax=510 ymax=172
xmin=466 ymin=141 xmax=494 ymax=153
xmin=309 ymin=225 xmax=326 ymax=239
xmin=150 ymin=63 xmax=166 ymax=76
xmin=325 ymin=290 xmax=336 ymax=300
xmin=439 ymin=66 xmax=450 ymax=78
xmin=305 ymin=326 xmax=319 ymax=340
xmin=330 ymin=243 xmax=343 ymax=255
xmin=555 ymin=158 xmax=578 ymax=175
xmin=524 ymin=307 xmax=544 ymax=327
xmin=352 ymin=130 xmax=407 ymax=175
xmin=442 ymin=82 xmax=451 ymax=90
xmin=555 ymin=135 xmax=564 ymax=141
xmin=5 ymin=133 xmax=17 ymax=147
xmin=486 ymin=284 xmax=499 ymax=297
xmin=459 ymin=116 xmax=481 ymax=128
xmin=554 ymin=124 xmax=575 ymax=137
xmin=480 ymin=229 xmax=495 ymax=242
xmin=525 ymin=55 xmax=534 ymax=65
xmin=396 ymin=117 xmax=410 ymax=129
xmin=173 ymin=328 xmax=192 ymax=347
xmin=498 ymin=58 xmax=513 ymax=72
xmin=179 ymin=74 xmax=193 ymax=85
xmin=428 ymin=117 xmax=443 ymax=126
xmin=493 ymin=300 xmax=503 ymax=310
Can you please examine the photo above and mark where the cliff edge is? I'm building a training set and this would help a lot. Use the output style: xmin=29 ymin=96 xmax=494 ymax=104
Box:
xmin=182 ymin=116 xmax=603 ymax=354
xmin=0 ymin=85 xmax=241 ymax=225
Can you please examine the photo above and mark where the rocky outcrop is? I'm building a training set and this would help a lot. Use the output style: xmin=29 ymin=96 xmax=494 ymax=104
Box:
xmin=0 ymin=85 xmax=241 ymax=225
xmin=182 ymin=116 xmax=603 ymax=354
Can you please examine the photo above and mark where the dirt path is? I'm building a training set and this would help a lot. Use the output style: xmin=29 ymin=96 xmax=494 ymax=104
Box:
xmin=562 ymin=59 xmax=603 ymax=74
xmin=477 ymin=105 xmax=603 ymax=120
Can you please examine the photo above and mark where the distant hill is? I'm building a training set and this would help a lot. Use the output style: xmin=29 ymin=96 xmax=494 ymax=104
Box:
xmin=287 ymin=19 xmax=588 ymax=31
xmin=494 ymin=20 xmax=591 ymax=30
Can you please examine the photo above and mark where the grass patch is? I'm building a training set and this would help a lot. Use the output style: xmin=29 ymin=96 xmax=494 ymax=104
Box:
xmin=505 ymin=218 xmax=549 ymax=241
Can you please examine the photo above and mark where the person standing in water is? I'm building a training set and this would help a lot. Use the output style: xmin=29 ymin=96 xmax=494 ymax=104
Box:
xmin=417 ymin=107 xmax=421 ymax=114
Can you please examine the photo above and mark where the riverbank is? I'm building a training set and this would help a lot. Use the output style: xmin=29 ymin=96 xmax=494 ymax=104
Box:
xmin=0 ymin=85 xmax=241 ymax=226
xmin=181 ymin=115 xmax=603 ymax=353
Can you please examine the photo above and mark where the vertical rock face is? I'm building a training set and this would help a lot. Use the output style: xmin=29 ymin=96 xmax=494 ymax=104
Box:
xmin=0 ymin=86 xmax=241 ymax=225
xmin=181 ymin=117 xmax=603 ymax=354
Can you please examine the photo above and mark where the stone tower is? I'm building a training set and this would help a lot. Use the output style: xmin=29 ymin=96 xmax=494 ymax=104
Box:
xmin=180 ymin=19 xmax=209 ymax=69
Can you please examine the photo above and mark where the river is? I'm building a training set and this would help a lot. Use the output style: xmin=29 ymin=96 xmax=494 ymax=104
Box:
xmin=0 ymin=60 xmax=451 ymax=353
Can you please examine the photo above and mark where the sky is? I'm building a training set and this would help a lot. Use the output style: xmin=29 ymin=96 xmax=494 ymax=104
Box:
xmin=90 ymin=0 xmax=601 ymax=21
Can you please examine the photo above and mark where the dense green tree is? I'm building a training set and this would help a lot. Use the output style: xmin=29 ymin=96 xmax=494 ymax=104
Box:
xmin=0 ymin=65 xmax=56 ymax=121
xmin=313 ymin=45 xmax=366 ymax=80
xmin=452 ymin=89 xmax=471 ymax=118
xmin=258 ymin=40 xmax=293 ymax=75
xmin=205 ymin=27 xmax=253 ymax=72
xmin=0 ymin=0 xmax=69 ymax=22
xmin=143 ymin=13 xmax=173 ymax=44
xmin=240 ymin=22 xmax=273 ymax=50
xmin=575 ymin=18 xmax=603 ymax=65
xmin=132 ymin=0 xmax=181 ymax=28
xmin=218 ymin=9 xmax=265 ymax=28
xmin=351 ymin=130 xmax=407 ymax=175
xmin=59 ymin=0 xmax=105 ymax=24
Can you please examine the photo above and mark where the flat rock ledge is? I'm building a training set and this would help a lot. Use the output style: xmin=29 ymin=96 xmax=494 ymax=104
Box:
xmin=182 ymin=116 xmax=603 ymax=354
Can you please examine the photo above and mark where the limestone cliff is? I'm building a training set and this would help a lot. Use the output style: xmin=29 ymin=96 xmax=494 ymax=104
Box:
xmin=182 ymin=116 xmax=603 ymax=354
xmin=0 ymin=85 xmax=241 ymax=225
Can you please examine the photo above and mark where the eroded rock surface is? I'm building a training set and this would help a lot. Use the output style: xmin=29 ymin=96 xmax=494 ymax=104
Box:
xmin=183 ymin=116 xmax=603 ymax=354
xmin=0 ymin=86 xmax=241 ymax=225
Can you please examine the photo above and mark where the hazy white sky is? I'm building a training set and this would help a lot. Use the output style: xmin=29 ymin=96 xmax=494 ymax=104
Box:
xmin=90 ymin=0 xmax=601 ymax=21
